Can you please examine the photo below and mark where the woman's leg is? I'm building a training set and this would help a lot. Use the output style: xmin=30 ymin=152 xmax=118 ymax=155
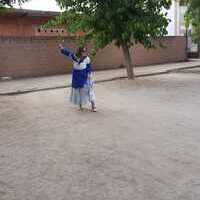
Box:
xmin=79 ymin=104 xmax=83 ymax=110
xmin=79 ymin=88 xmax=84 ymax=111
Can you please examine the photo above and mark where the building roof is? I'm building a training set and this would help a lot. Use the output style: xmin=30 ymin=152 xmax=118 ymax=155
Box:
xmin=2 ymin=8 xmax=60 ymax=17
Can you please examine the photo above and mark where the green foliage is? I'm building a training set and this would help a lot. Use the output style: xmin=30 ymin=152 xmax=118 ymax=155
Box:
xmin=52 ymin=0 xmax=171 ymax=50
xmin=0 ymin=0 xmax=27 ymax=6
xmin=182 ymin=0 xmax=200 ymax=42
xmin=0 ymin=0 xmax=28 ymax=11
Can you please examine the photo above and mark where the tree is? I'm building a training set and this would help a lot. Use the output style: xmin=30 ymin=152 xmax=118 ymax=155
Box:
xmin=0 ymin=0 xmax=172 ymax=79
xmin=186 ymin=0 xmax=200 ymax=43
xmin=0 ymin=0 xmax=27 ymax=9
xmin=183 ymin=0 xmax=200 ymax=56
xmin=52 ymin=0 xmax=171 ymax=79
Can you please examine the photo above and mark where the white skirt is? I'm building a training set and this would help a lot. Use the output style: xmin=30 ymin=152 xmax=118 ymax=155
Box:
xmin=70 ymin=78 xmax=96 ymax=105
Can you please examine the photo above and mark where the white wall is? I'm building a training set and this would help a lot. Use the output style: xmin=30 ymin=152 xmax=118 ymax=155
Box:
xmin=167 ymin=1 xmax=187 ymax=36
xmin=167 ymin=2 xmax=176 ymax=36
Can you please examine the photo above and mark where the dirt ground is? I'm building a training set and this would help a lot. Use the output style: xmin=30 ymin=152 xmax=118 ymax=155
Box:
xmin=0 ymin=70 xmax=200 ymax=200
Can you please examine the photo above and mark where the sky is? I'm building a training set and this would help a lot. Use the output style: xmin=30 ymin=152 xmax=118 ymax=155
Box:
xmin=14 ymin=0 xmax=61 ymax=11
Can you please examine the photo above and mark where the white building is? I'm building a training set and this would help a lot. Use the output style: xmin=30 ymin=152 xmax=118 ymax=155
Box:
xmin=167 ymin=0 xmax=187 ymax=36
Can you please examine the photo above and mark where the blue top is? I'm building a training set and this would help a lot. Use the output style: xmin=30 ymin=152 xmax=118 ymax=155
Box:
xmin=60 ymin=48 xmax=92 ymax=89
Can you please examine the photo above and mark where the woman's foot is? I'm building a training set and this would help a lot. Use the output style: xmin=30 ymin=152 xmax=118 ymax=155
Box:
xmin=91 ymin=101 xmax=97 ymax=112
xmin=92 ymin=107 xmax=97 ymax=112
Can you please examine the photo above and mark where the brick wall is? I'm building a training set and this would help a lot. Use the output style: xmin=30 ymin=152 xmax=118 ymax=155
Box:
xmin=0 ymin=36 xmax=186 ymax=79
xmin=0 ymin=15 xmax=51 ymax=37
xmin=0 ymin=13 xmax=77 ymax=37
xmin=130 ymin=37 xmax=187 ymax=66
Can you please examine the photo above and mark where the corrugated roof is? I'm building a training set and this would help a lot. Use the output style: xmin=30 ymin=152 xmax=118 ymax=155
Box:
xmin=3 ymin=8 xmax=60 ymax=17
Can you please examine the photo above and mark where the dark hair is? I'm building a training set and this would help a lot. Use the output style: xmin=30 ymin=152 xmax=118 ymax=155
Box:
xmin=76 ymin=46 xmax=86 ymax=58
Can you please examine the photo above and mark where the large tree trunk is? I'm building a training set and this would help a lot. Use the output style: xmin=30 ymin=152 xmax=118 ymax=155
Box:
xmin=121 ymin=43 xmax=134 ymax=79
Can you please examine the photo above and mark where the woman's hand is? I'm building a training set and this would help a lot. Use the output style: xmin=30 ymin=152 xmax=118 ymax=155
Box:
xmin=59 ymin=44 xmax=64 ymax=49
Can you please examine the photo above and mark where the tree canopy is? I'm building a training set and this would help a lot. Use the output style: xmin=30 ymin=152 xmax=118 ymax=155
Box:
xmin=0 ymin=0 xmax=27 ymax=9
xmin=52 ymin=0 xmax=171 ymax=78
xmin=178 ymin=0 xmax=200 ymax=43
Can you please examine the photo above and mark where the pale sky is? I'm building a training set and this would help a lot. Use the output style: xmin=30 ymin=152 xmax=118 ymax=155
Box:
xmin=14 ymin=0 xmax=61 ymax=11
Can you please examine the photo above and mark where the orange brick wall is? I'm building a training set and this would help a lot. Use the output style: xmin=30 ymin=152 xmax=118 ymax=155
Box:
xmin=130 ymin=37 xmax=187 ymax=66
xmin=0 ymin=14 xmax=78 ymax=37
xmin=0 ymin=36 xmax=186 ymax=79
xmin=0 ymin=15 xmax=52 ymax=37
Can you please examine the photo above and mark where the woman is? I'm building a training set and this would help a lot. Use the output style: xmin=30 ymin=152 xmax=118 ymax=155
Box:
xmin=59 ymin=44 xmax=97 ymax=112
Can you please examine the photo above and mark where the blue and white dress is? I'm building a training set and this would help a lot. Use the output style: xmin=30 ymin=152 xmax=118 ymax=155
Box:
xmin=61 ymin=47 xmax=96 ymax=105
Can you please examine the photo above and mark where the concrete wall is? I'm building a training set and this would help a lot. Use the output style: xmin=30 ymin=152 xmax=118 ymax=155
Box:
xmin=0 ymin=36 xmax=186 ymax=79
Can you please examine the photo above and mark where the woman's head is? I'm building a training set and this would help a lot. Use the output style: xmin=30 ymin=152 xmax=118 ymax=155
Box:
xmin=76 ymin=46 xmax=88 ymax=58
